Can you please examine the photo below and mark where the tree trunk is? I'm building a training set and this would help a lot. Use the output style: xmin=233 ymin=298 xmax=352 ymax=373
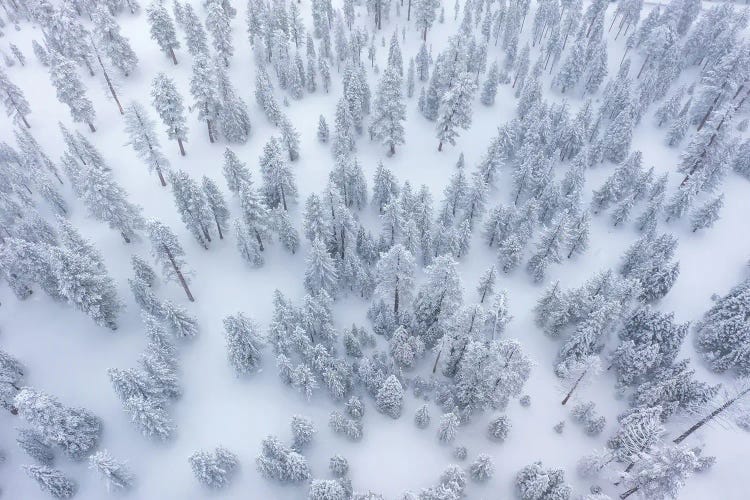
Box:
xmin=88 ymin=122 xmax=96 ymax=133
xmin=281 ymin=185 xmax=287 ymax=211
xmin=254 ymin=229 xmax=264 ymax=251
xmin=561 ymin=369 xmax=587 ymax=405
xmin=407 ymin=0 xmax=411 ymax=20
xmin=169 ymin=47 xmax=178 ymax=65
xmin=207 ymin=120 xmax=215 ymax=143
xmin=620 ymin=486 xmax=638 ymax=499
xmin=157 ymin=167 xmax=166 ymax=187
xmin=165 ymin=244 xmax=194 ymax=301
xmin=609 ymin=13 xmax=619 ymax=32
xmin=673 ymin=387 xmax=750 ymax=444
xmin=636 ymin=55 xmax=650 ymax=79
xmin=215 ymin=216 xmax=224 ymax=239
xmin=438 ymin=140 xmax=443 ymax=151
xmin=177 ymin=137 xmax=186 ymax=156
xmin=20 ymin=114 xmax=30 ymax=128
xmin=121 ymin=231 xmax=131 ymax=243
xmin=432 ymin=348 xmax=442 ymax=373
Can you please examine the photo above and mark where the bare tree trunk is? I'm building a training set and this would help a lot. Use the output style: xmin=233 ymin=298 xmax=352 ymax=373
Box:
xmin=673 ymin=387 xmax=750 ymax=444
xmin=156 ymin=167 xmax=166 ymax=187
xmin=88 ymin=122 xmax=96 ymax=133
xmin=215 ymin=216 xmax=224 ymax=239
xmin=169 ymin=47 xmax=178 ymax=65
xmin=165 ymin=244 xmax=194 ymax=301
xmin=177 ymin=137 xmax=186 ymax=156
xmin=561 ymin=369 xmax=587 ymax=405
xmin=207 ymin=120 xmax=215 ymax=143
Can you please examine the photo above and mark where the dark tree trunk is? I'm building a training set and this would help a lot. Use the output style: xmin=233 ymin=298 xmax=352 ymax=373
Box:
xmin=177 ymin=137 xmax=186 ymax=156
xmin=165 ymin=244 xmax=194 ymax=301
xmin=88 ymin=122 xmax=96 ymax=133
xmin=169 ymin=47 xmax=178 ymax=65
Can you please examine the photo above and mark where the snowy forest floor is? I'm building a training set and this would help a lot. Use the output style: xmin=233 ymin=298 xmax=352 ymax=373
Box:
xmin=1 ymin=0 xmax=749 ymax=499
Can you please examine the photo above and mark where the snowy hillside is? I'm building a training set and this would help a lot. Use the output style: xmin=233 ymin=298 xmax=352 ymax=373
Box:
xmin=0 ymin=0 xmax=749 ymax=499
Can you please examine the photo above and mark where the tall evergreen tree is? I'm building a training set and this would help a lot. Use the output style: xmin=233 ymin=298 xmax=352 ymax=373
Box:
xmin=369 ymin=67 xmax=406 ymax=155
xmin=436 ymin=72 xmax=477 ymax=151
xmin=151 ymin=73 xmax=188 ymax=156
xmin=145 ymin=219 xmax=194 ymax=301
xmin=124 ymin=101 xmax=171 ymax=186
xmin=48 ymin=53 xmax=96 ymax=132
xmin=190 ymin=54 xmax=221 ymax=143
xmin=147 ymin=1 xmax=180 ymax=65
xmin=206 ymin=0 xmax=234 ymax=66
xmin=93 ymin=5 xmax=138 ymax=76
xmin=0 ymin=68 xmax=31 ymax=128
xmin=169 ymin=169 xmax=214 ymax=248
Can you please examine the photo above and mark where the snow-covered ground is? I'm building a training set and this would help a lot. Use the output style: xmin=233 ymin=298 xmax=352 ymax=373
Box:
xmin=1 ymin=0 xmax=749 ymax=499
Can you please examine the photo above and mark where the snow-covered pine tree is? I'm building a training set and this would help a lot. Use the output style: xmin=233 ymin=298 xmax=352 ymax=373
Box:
xmin=48 ymin=52 xmax=96 ymax=132
xmin=206 ymin=0 xmax=233 ymax=66
xmin=182 ymin=3 xmax=209 ymax=56
xmin=690 ymin=194 xmax=723 ymax=233
xmin=305 ymin=237 xmax=338 ymax=298
xmin=151 ymin=73 xmax=188 ymax=156
xmin=147 ymin=1 xmax=180 ymax=65
xmin=88 ymin=450 xmax=135 ymax=493
xmin=436 ymin=72 xmax=477 ymax=151
xmin=415 ymin=0 xmax=440 ymax=41
xmin=375 ymin=374 xmax=403 ymax=418
xmin=190 ymin=54 xmax=221 ymax=143
xmin=369 ymin=66 xmax=406 ymax=155
xmin=0 ymin=67 xmax=31 ymax=128
xmin=14 ymin=388 xmax=102 ymax=460
xmin=23 ymin=465 xmax=76 ymax=499
xmin=201 ymin=176 xmax=230 ymax=239
xmin=49 ymin=234 xmax=122 ymax=330
xmin=239 ymin=184 xmax=271 ymax=252
xmin=260 ymin=136 xmax=297 ymax=210
xmin=215 ymin=58 xmax=251 ymax=143
xmin=15 ymin=428 xmax=54 ymax=465
xmin=189 ymin=446 xmax=239 ymax=488
xmin=93 ymin=5 xmax=138 ymax=76
xmin=145 ymin=219 xmax=194 ymax=301
xmin=124 ymin=101 xmax=171 ymax=186
xmin=695 ymin=279 xmax=750 ymax=375
xmin=222 ymin=148 xmax=252 ymax=195
xmin=169 ymin=169 xmax=214 ymax=248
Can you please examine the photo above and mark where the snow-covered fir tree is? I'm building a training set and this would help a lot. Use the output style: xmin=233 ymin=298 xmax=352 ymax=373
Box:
xmin=151 ymin=72 xmax=188 ymax=156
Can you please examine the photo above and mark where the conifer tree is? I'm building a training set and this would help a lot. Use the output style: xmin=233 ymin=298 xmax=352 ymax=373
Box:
xmin=222 ymin=148 xmax=252 ymax=195
xmin=182 ymin=3 xmax=209 ymax=56
xmin=0 ymin=68 xmax=31 ymax=128
xmin=215 ymin=59 xmax=251 ymax=143
xmin=369 ymin=67 xmax=406 ymax=155
xmin=15 ymin=428 xmax=54 ymax=465
xmin=239 ymin=184 xmax=271 ymax=252
xmin=170 ymin=169 xmax=214 ymax=248
xmin=93 ymin=6 xmax=138 ymax=76
xmin=88 ymin=450 xmax=135 ymax=493
xmin=223 ymin=312 xmax=264 ymax=375
xmin=305 ymin=237 xmax=338 ymax=298
xmin=387 ymin=32 xmax=403 ymax=75
xmin=189 ymin=446 xmax=239 ymax=488
xmin=48 ymin=53 xmax=96 ymax=132
xmin=374 ymin=244 xmax=416 ymax=315
xmin=318 ymin=115 xmax=329 ymax=143
xmin=436 ymin=72 xmax=477 ymax=151
xmin=124 ymin=101 xmax=171 ymax=186
xmin=201 ymin=176 xmax=230 ymax=239
xmin=147 ymin=1 xmax=180 ymax=64
xmin=145 ymin=219 xmax=194 ymax=301
xmin=333 ymin=97 xmax=356 ymax=159
xmin=206 ymin=0 xmax=233 ymax=66
xmin=14 ymin=388 xmax=102 ymax=460
xmin=376 ymin=374 xmax=404 ymax=418
xmin=415 ymin=0 xmax=440 ymax=41
xmin=407 ymin=58 xmax=415 ymax=98
xmin=260 ymin=137 xmax=297 ymax=210
xmin=480 ymin=60 xmax=500 ymax=106
xmin=151 ymin=73 xmax=188 ymax=156
xmin=50 ymin=238 xmax=122 ymax=330
xmin=23 ymin=465 xmax=76 ymax=499
xmin=190 ymin=54 xmax=221 ymax=143
xmin=690 ymin=194 xmax=723 ymax=233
